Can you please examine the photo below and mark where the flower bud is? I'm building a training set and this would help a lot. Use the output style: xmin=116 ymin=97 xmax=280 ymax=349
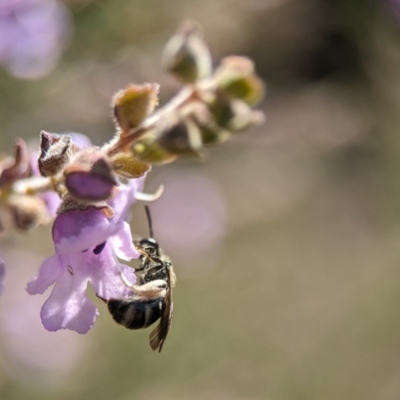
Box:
xmin=213 ymin=56 xmax=265 ymax=106
xmin=0 ymin=139 xmax=31 ymax=187
xmin=110 ymin=152 xmax=151 ymax=178
xmin=113 ymin=83 xmax=159 ymax=134
xmin=8 ymin=194 xmax=50 ymax=231
xmin=197 ymin=123 xmax=232 ymax=146
xmin=132 ymin=132 xmax=178 ymax=164
xmin=64 ymin=149 xmax=117 ymax=202
xmin=157 ymin=118 xmax=204 ymax=157
xmin=38 ymin=131 xmax=74 ymax=177
xmin=187 ymin=101 xmax=232 ymax=146
xmin=162 ymin=20 xmax=212 ymax=83
xmin=206 ymin=92 xmax=236 ymax=129
xmin=206 ymin=91 xmax=265 ymax=133
xmin=131 ymin=108 xmax=206 ymax=163
xmin=226 ymin=100 xmax=265 ymax=132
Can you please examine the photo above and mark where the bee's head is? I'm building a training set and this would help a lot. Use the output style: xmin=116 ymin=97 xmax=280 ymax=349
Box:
xmin=139 ymin=237 xmax=160 ymax=255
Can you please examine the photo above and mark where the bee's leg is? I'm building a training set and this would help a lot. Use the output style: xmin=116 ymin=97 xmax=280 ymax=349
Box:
xmin=134 ymin=242 xmax=161 ymax=264
xmin=134 ymin=244 xmax=151 ymax=259
xmin=96 ymin=293 xmax=107 ymax=303
xmin=133 ymin=279 xmax=167 ymax=298
xmin=115 ymin=265 xmax=165 ymax=295
xmin=142 ymin=259 xmax=164 ymax=272
xmin=134 ymin=263 xmax=146 ymax=272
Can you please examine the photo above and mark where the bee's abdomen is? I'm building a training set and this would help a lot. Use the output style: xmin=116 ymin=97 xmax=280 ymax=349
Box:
xmin=107 ymin=297 xmax=166 ymax=329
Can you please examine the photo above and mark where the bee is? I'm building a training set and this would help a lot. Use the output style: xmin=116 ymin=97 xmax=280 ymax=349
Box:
xmin=102 ymin=205 xmax=176 ymax=352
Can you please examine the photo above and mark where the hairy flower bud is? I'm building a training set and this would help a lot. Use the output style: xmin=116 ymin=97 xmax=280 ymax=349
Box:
xmin=158 ymin=118 xmax=204 ymax=157
xmin=205 ymin=92 xmax=235 ymax=129
xmin=8 ymin=194 xmax=50 ymax=231
xmin=132 ymin=132 xmax=177 ymax=164
xmin=0 ymin=139 xmax=31 ymax=187
xmin=64 ymin=149 xmax=117 ymax=202
xmin=226 ymin=100 xmax=265 ymax=132
xmin=131 ymin=110 xmax=206 ymax=163
xmin=194 ymin=119 xmax=232 ymax=146
xmin=110 ymin=152 xmax=151 ymax=179
xmin=38 ymin=131 xmax=74 ymax=177
xmin=213 ymin=56 xmax=265 ymax=106
xmin=206 ymin=90 xmax=265 ymax=133
xmin=113 ymin=83 xmax=159 ymax=135
xmin=162 ymin=20 xmax=212 ymax=83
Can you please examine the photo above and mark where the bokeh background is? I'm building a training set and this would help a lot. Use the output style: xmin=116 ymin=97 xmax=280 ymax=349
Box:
xmin=2 ymin=0 xmax=400 ymax=399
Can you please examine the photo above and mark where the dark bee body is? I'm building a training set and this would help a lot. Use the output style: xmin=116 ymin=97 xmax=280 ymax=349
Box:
xmin=104 ymin=206 xmax=175 ymax=352
xmin=107 ymin=295 xmax=166 ymax=329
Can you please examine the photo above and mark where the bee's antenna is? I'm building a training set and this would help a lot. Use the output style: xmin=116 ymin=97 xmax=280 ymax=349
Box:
xmin=144 ymin=204 xmax=154 ymax=238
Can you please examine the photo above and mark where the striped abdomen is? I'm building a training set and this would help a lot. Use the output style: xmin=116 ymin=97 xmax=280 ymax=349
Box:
xmin=107 ymin=296 xmax=166 ymax=330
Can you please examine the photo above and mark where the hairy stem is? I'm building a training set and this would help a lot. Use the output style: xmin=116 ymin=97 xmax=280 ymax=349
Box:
xmin=105 ymin=85 xmax=200 ymax=156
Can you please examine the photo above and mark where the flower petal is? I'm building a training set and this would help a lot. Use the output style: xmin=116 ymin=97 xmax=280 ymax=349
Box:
xmin=54 ymin=178 xmax=145 ymax=254
xmin=26 ymin=255 xmax=63 ymax=295
xmin=110 ymin=221 xmax=140 ymax=261
xmin=65 ymin=171 xmax=115 ymax=202
xmin=108 ymin=176 xmax=146 ymax=225
xmin=69 ymin=132 xmax=92 ymax=149
xmin=87 ymin=244 xmax=136 ymax=300
xmin=53 ymin=208 xmax=110 ymax=254
xmin=40 ymin=261 xmax=98 ymax=334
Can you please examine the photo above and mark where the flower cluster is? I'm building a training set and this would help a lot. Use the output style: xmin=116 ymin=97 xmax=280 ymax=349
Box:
xmin=107 ymin=21 xmax=265 ymax=164
xmin=26 ymin=177 xmax=142 ymax=333
xmin=0 ymin=22 xmax=265 ymax=334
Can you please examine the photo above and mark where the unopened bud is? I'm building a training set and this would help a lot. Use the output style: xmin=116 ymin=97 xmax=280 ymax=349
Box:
xmin=113 ymin=83 xmax=159 ymax=134
xmin=214 ymin=56 xmax=265 ymax=106
xmin=132 ymin=132 xmax=178 ymax=164
xmin=8 ymin=194 xmax=50 ymax=231
xmin=207 ymin=92 xmax=265 ymax=132
xmin=158 ymin=118 xmax=204 ymax=157
xmin=162 ymin=20 xmax=212 ymax=83
xmin=64 ymin=149 xmax=117 ymax=202
xmin=0 ymin=139 xmax=31 ymax=186
xmin=38 ymin=131 xmax=73 ymax=177
xmin=227 ymin=100 xmax=265 ymax=132
xmin=111 ymin=152 xmax=151 ymax=178
xmin=207 ymin=92 xmax=236 ymax=129
xmin=197 ymin=123 xmax=232 ymax=145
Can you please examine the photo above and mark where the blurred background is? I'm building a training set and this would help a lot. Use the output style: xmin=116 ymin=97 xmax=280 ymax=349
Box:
xmin=2 ymin=0 xmax=400 ymax=399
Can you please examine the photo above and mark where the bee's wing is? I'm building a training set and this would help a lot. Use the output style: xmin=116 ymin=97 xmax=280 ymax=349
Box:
xmin=149 ymin=287 xmax=173 ymax=352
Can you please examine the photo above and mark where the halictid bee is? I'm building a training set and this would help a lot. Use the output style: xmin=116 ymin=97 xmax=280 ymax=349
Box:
xmin=101 ymin=205 xmax=176 ymax=352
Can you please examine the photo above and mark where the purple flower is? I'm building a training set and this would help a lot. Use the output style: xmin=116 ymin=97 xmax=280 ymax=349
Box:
xmin=0 ymin=249 xmax=88 ymax=383
xmin=26 ymin=178 xmax=145 ymax=333
xmin=0 ymin=0 xmax=71 ymax=79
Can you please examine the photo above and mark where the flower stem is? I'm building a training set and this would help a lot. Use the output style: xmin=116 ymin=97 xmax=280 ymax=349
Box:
xmin=105 ymin=85 xmax=199 ymax=156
